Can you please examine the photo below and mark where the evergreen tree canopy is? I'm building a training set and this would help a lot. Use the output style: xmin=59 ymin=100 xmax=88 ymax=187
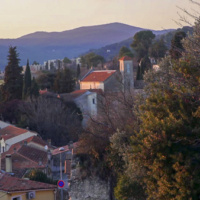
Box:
xmin=23 ymin=59 xmax=32 ymax=99
xmin=53 ymin=68 xmax=75 ymax=93
xmin=149 ymin=38 xmax=167 ymax=60
xmin=128 ymin=18 xmax=200 ymax=199
xmin=169 ymin=31 xmax=186 ymax=59
xmin=81 ymin=52 xmax=105 ymax=68
xmin=2 ymin=46 xmax=23 ymax=101
xmin=77 ymin=64 xmax=81 ymax=79
xmin=131 ymin=30 xmax=155 ymax=60
xmin=119 ymin=46 xmax=134 ymax=58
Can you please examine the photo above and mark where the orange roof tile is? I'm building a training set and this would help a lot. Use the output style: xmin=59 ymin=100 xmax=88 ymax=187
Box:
xmin=81 ymin=70 xmax=116 ymax=82
xmin=0 ymin=126 xmax=27 ymax=140
xmin=119 ymin=56 xmax=133 ymax=61
xmin=0 ymin=174 xmax=56 ymax=192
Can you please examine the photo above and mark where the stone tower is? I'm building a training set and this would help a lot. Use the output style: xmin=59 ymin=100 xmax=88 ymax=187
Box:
xmin=119 ymin=56 xmax=134 ymax=91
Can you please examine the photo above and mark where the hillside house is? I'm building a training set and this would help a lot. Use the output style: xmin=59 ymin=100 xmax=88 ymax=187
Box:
xmin=80 ymin=56 xmax=135 ymax=92
xmin=80 ymin=70 xmax=119 ymax=92
xmin=0 ymin=173 xmax=57 ymax=200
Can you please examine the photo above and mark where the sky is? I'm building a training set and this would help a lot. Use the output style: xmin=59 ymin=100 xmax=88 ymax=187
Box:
xmin=0 ymin=0 xmax=196 ymax=39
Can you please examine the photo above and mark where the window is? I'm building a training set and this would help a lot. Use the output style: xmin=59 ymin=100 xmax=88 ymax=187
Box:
xmin=93 ymin=98 xmax=95 ymax=104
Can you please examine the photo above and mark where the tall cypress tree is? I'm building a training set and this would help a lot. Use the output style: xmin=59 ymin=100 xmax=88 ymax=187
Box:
xmin=2 ymin=46 xmax=23 ymax=101
xmin=31 ymin=77 xmax=39 ymax=98
xmin=23 ymin=59 xmax=32 ymax=99
xmin=77 ymin=64 xmax=81 ymax=79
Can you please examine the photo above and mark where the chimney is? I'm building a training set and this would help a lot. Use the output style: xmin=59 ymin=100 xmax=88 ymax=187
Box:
xmin=5 ymin=154 xmax=12 ymax=173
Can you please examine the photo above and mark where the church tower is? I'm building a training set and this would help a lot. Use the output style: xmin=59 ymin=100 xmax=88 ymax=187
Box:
xmin=119 ymin=56 xmax=134 ymax=91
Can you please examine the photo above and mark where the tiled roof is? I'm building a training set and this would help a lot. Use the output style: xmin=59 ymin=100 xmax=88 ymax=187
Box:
xmin=0 ymin=126 xmax=27 ymax=140
xmin=17 ymin=145 xmax=47 ymax=165
xmin=119 ymin=56 xmax=133 ymax=61
xmin=0 ymin=174 xmax=56 ymax=192
xmin=81 ymin=70 xmax=116 ymax=82
xmin=1 ymin=145 xmax=48 ymax=176
xmin=70 ymin=90 xmax=88 ymax=98
xmin=1 ymin=136 xmax=49 ymax=158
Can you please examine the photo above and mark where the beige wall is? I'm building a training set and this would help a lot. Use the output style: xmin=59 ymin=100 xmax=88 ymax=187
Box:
xmin=80 ymin=81 xmax=104 ymax=91
xmin=0 ymin=190 xmax=56 ymax=200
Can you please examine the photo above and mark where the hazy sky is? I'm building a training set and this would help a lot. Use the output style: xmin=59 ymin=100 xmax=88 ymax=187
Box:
xmin=0 ymin=0 xmax=196 ymax=38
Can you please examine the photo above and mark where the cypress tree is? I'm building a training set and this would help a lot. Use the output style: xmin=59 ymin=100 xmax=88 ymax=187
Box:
xmin=23 ymin=59 xmax=32 ymax=99
xmin=31 ymin=77 xmax=39 ymax=98
xmin=2 ymin=46 xmax=23 ymax=101
xmin=77 ymin=64 xmax=81 ymax=79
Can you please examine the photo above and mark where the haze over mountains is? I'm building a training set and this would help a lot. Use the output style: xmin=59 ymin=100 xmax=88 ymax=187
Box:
xmin=0 ymin=22 xmax=174 ymax=69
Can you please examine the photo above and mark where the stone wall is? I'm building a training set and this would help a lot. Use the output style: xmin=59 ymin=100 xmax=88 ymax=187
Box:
xmin=69 ymin=167 xmax=111 ymax=200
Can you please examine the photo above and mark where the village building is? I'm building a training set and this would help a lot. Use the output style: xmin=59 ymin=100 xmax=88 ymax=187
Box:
xmin=0 ymin=125 xmax=38 ymax=153
xmin=0 ymin=173 xmax=57 ymax=200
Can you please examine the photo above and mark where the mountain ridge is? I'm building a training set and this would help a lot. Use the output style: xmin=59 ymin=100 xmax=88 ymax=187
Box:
xmin=0 ymin=22 xmax=174 ymax=69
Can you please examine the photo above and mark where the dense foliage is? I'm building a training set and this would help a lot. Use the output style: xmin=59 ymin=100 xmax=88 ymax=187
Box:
xmin=1 ymin=46 xmax=23 ymax=101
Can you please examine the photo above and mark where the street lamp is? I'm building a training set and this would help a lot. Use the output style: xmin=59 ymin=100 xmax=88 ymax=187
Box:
xmin=59 ymin=147 xmax=65 ymax=200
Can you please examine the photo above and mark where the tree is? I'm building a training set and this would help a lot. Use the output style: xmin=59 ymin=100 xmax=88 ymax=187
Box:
xmin=25 ymin=169 xmax=56 ymax=184
xmin=169 ymin=31 xmax=186 ymax=59
xmin=19 ymin=96 xmax=83 ymax=146
xmin=119 ymin=46 xmax=134 ymax=58
xmin=63 ymin=57 xmax=72 ymax=64
xmin=126 ymin=17 xmax=200 ymax=199
xmin=31 ymin=77 xmax=39 ymax=98
xmin=36 ymin=72 xmax=56 ymax=90
xmin=2 ymin=46 xmax=23 ymax=101
xmin=53 ymin=68 xmax=75 ymax=93
xmin=77 ymin=64 xmax=81 ymax=79
xmin=131 ymin=30 xmax=155 ymax=60
xmin=23 ymin=59 xmax=32 ymax=99
xmin=149 ymin=38 xmax=167 ymax=60
xmin=32 ymin=61 xmax=39 ymax=65
xmin=81 ymin=52 xmax=105 ymax=68
xmin=136 ymin=56 xmax=151 ymax=80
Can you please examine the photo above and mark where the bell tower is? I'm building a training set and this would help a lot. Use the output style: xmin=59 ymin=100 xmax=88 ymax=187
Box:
xmin=119 ymin=56 xmax=134 ymax=91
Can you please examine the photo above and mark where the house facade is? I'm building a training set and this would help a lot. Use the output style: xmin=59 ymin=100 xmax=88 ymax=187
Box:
xmin=0 ymin=173 xmax=57 ymax=200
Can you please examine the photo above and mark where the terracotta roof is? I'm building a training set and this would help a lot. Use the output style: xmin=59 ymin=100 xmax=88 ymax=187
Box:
xmin=119 ymin=56 xmax=133 ymax=61
xmin=0 ymin=126 xmax=27 ymax=140
xmin=81 ymin=70 xmax=116 ymax=82
xmin=0 ymin=174 xmax=56 ymax=192
xmin=1 ymin=136 xmax=49 ymax=158
xmin=70 ymin=90 xmax=88 ymax=98
xmin=1 ymin=145 xmax=48 ymax=174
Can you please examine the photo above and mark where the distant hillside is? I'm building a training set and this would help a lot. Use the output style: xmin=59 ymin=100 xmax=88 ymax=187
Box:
xmin=0 ymin=23 xmax=174 ymax=70
xmin=85 ymin=26 xmax=193 ymax=61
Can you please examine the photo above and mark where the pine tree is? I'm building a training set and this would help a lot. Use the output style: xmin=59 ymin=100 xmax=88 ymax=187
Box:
xmin=23 ymin=59 xmax=32 ymax=99
xmin=2 ymin=46 xmax=23 ymax=101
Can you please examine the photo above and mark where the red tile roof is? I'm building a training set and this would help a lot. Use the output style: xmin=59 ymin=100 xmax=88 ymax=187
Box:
xmin=70 ymin=90 xmax=88 ymax=98
xmin=0 ymin=174 xmax=56 ymax=192
xmin=81 ymin=70 xmax=116 ymax=82
xmin=119 ymin=56 xmax=133 ymax=61
xmin=0 ymin=126 xmax=27 ymax=140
